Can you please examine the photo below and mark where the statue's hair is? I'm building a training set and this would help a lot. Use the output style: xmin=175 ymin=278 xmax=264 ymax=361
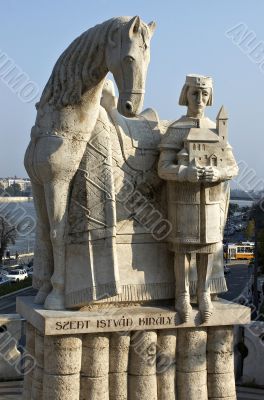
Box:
xmin=179 ymin=84 xmax=213 ymax=106
xmin=38 ymin=17 xmax=136 ymax=109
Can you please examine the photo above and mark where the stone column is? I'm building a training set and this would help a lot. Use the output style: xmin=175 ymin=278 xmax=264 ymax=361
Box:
xmin=43 ymin=335 xmax=82 ymax=400
xmin=128 ymin=330 xmax=157 ymax=400
xmin=80 ymin=333 xmax=110 ymax=400
xmin=176 ymin=328 xmax=207 ymax=400
xmin=157 ymin=330 xmax=177 ymax=400
xmin=109 ymin=332 xmax=130 ymax=400
xmin=22 ymin=322 xmax=35 ymax=400
xmin=32 ymin=330 xmax=44 ymax=400
xmin=207 ymin=326 xmax=236 ymax=400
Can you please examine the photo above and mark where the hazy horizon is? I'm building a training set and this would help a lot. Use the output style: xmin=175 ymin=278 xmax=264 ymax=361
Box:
xmin=1 ymin=1 xmax=264 ymax=194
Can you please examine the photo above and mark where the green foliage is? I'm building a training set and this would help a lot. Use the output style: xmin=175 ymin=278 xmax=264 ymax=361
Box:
xmin=244 ymin=219 xmax=255 ymax=240
xmin=241 ymin=206 xmax=250 ymax=213
xmin=0 ymin=217 xmax=16 ymax=262
xmin=5 ymin=183 xmax=22 ymax=197
xmin=0 ymin=277 xmax=32 ymax=297
xmin=228 ymin=203 xmax=240 ymax=216
xmin=257 ymin=228 xmax=264 ymax=272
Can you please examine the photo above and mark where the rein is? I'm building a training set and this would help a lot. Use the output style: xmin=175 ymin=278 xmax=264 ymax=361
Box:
xmin=119 ymin=89 xmax=145 ymax=95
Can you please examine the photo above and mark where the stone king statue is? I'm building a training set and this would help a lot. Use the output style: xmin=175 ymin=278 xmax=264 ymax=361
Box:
xmin=158 ymin=74 xmax=239 ymax=323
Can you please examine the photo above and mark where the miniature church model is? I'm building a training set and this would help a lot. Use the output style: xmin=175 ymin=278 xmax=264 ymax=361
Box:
xmin=182 ymin=106 xmax=229 ymax=170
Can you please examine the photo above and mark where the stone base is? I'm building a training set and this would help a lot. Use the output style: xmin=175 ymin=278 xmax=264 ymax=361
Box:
xmin=17 ymin=297 xmax=250 ymax=400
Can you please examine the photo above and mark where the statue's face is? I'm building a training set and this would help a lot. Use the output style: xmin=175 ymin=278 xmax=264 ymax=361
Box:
xmin=186 ymin=86 xmax=211 ymax=116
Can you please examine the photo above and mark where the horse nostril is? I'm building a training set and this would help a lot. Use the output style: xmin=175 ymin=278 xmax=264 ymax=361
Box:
xmin=125 ymin=101 xmax=133 ymax=112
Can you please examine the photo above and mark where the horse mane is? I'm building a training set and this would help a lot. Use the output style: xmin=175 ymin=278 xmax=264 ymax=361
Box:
xmin=38 ymin=17 xmax=132 ymax=109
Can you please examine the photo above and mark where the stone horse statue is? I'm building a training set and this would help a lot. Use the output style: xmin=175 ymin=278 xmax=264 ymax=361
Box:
xmin=24 ymin=16 xmax=156 ymax=310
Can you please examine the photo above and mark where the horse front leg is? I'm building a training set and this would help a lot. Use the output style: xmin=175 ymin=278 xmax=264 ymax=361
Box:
xmin=31 ymin=182 xmax=53 ymax=304
xmin=43 ymin=179 xmax=71 ymax=310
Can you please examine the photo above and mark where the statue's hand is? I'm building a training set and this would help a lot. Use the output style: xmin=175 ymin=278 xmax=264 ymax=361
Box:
xmin=201 ymin=166 xmax=220 ymax=182
xmin=187 ymin=166 xmax=204 ymax=183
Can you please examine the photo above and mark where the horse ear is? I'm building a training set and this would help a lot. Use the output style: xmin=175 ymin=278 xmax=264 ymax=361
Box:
xmin=148 ymin=21 xmax=156 ymax=37
xmin=108 ymin=26 xmax=119 ymax=48
xmin=128 ymin=16 xmax=141 ymax=38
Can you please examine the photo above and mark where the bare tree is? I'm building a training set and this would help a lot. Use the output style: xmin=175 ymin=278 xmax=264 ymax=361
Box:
xmin=0 ymin=217 xmax=16 ymax=263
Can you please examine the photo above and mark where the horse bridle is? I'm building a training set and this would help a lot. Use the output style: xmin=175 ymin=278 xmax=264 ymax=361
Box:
xmin=119 ymin=89 xmax=145 ymax=95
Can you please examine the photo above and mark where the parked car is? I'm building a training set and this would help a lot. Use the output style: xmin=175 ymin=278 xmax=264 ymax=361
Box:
xmin=0 ymin=268 xmax=8 ymax=276
xmin=27 ymin=267 xmax=33 ymax=277
xmin=0 ymin=275 xmax=11 ymax=285
xmin=5 ymin=269 xmax=28 ymax=282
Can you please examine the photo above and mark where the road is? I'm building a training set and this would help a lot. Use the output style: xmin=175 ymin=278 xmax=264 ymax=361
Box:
xmin=0 ymin=287 xmax=37 ymax=314
xmin=0 ymin=263 xmax=253 ymax=313
xmin=220 ymin=261 xmax=252 ymax=302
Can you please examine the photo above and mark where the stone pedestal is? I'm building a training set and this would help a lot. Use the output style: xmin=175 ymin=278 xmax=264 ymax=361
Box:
xmin=17 ymin=297 xmax=250 ymax=400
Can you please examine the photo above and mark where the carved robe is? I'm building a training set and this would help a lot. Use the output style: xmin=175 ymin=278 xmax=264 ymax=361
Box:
xmin=159 ymin=116 xmax=238 ymax=253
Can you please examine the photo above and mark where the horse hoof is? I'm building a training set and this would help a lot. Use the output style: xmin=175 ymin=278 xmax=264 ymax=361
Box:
xmin=34 ymin=290 xmax=49 ymax=305
xmin=44 ymin=292 xmax=65 ymax=310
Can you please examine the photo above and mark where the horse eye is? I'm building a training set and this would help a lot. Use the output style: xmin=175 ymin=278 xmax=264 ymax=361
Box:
xmin=124 ymin=56 xmax=135 ymax=63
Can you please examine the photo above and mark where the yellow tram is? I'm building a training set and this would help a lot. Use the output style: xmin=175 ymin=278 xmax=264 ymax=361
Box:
xmin=224 ymin=242 xmax=254 ymax=260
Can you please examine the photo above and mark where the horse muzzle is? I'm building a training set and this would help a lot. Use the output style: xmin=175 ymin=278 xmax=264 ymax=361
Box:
xmin=118 ymin=90 xmax=145 ymax=117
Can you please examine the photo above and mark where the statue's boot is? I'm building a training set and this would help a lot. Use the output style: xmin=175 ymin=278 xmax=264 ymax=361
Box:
xmin=197 ymin=253 xmax=214 ymax=323
xmin=44 ymin=289 xmax=65 ymax=310
xmin=198 ymin=290 xmax=213 ymax=323
xmin=34 ymin=282 xmax=52 ymax=304
xmin=176 ymin=293 xmax=192 ymax=323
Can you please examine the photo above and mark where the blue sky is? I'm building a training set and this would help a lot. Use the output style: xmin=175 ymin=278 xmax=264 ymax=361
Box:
xmin=1 ymin=1 xmax=264 ymax=191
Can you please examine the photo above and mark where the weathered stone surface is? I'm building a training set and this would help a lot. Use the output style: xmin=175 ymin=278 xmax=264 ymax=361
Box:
xmin=207 ymin=326 xmax=234 ymax=373
xmin=44 ymin=336 xmax=82 ymax=375
xmin=177 ymin=370 xmax=207 ymax=399
xmin=17 ymin=296 xmax=251 ymax=335
xmin=177 ymin=327 xmax=207 ymax=372
xmin=128 ymin=374 xmax=157 ymax=400
xmin=207 ymin=326 xmax=233 ymax=351
xmin=23 ymin=375 xmax=33 ymax=400
xmin=129 ymin=331 xmax=157 ymax=376
xmin=80 ymin=375 xmax=108 ymax=400
xmin=19 ymin=318 xmax=243 ymax=400
xmin=209 ymin=397 xmax=236 ymax=400
xmin=32 ymin=330 xmax=44 ymax=399
xmin=109 ymin=332 xmax=130 ymax=373
xmin=32 ymin=367 xmax=43 ymax=400
xmin=43 ymin=373 xmax=80 ymax=400
xmin=25 ymin=321 xmax=35 ymax=354
xmin=207 ymin=326 xmax=236 ymax=398
xmin=208 ymin=372 xmax=236 ymax=398
xmin=157 ymin=330 xmax=176 ymax=400
xmin=22 ymin=322 xmax=35 ymax=399
xmin=82 ymin=333 xmax=109 ymax=377
xmin=35 ymin=330 xmax=44 ymax=367
xmin=109 ymin=372 xmax=127 ymax=400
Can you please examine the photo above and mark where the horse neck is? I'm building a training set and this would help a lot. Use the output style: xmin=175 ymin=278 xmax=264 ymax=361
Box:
xmin=36 ymin=77 xmax=107 ymax=138
xmin=80 ymin=77 xmax=108 ymax=133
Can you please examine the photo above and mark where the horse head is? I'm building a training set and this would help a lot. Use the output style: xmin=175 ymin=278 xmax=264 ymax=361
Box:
xmin=105 ymin=16 xmax=156 ymax=118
